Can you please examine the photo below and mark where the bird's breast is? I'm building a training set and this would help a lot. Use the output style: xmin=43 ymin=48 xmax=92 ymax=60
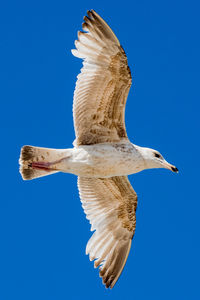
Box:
xmin=61 ymin=142 xmax=144 ymax=177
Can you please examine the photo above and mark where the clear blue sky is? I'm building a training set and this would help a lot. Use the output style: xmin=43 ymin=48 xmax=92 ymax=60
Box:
xmin=0 ymin=0 xmax=199 ymax=299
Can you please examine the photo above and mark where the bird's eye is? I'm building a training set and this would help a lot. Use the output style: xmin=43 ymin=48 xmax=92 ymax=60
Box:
xmin=154 ymin=153 xmax=161 ymax=158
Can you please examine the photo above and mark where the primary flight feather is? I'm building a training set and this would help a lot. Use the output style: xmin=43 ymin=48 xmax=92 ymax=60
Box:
xmin=19 ymin=10 xmax=178 ymax=289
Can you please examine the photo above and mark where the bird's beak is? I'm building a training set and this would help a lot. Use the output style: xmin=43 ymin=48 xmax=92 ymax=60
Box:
xmin=163 ymin=161 xmax=179 ymax=173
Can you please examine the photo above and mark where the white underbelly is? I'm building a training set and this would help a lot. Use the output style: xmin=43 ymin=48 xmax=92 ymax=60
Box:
xmin=61 ymin=143 xmax=144 ymax=177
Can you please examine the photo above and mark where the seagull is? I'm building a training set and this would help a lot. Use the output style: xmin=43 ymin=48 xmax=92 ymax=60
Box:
xmin=19 ymin=10 xmax=178 ymax=289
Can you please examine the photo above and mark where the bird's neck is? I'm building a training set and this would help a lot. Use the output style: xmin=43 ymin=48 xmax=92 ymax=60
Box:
xmin=133 ymin=144 xmax=156 ymax=171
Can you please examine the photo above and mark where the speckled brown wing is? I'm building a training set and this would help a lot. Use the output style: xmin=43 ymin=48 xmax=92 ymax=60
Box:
xmin=72 ymin=10 xmax=132 ymax=146
xmin=78 ymin=176 xmax=137 ymax=288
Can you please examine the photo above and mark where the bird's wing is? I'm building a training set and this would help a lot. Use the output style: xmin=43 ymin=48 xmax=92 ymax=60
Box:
xmin=78 ymin=176 xmax=137 ymax=288
xmin=72 ymin=10 xmax=132 ymax=146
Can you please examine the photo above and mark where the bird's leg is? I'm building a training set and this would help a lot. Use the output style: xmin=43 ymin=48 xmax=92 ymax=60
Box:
xmin=30 ymin=158 xmax=65 ymax=172
xmin=30 ymin=161 xmax=53 ymax=171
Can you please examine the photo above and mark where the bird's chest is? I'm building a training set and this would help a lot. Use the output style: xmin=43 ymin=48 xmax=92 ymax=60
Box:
xmin=72 ymin=143 xmax=143 ymax=177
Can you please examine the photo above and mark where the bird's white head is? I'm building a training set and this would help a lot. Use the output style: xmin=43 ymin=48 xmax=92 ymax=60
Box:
xmin=137 ymin=146 xmax=178 ymax=173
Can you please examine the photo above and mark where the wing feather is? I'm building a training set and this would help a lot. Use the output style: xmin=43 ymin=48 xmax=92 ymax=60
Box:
xmin=78 ymin=176 xmax=137 ymax=288
xmin=72 ymin=10 xmax=132 ymax=145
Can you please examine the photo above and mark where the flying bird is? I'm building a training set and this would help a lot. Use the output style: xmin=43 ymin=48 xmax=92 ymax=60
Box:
xmin=19 ymin=10 xmax=178 ymax=289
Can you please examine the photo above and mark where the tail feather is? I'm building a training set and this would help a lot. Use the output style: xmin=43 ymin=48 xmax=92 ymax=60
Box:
xmin=20 ymin=166 xmax=57 ymax=181
xmin=19 ymin=145 xmax=66 ymax=180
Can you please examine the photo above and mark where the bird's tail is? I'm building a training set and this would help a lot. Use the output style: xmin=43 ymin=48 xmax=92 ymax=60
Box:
xmin=19 ymin=145 xmax=68 ymax=180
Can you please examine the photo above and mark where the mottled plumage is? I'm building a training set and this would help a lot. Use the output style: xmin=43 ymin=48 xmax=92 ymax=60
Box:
xmin=19 ymin=9 xmax=178 ymax=289
xmin=72 ymin=10 xmax=131 ymax=146
xmin=78 ymin=176 xmax=137 ymax=288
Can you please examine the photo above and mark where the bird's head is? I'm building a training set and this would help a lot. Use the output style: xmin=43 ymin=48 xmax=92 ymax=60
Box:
xmin=138 ymin=147 xmax=178 ymax=173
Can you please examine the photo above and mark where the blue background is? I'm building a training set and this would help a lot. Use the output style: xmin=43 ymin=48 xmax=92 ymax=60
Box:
xmin=0 ymin=0 xmax=199 ymax=299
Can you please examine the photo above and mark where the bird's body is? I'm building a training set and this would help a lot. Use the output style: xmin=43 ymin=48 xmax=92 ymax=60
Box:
xmin=19 ymin=10 xmax=178 ymax=289
xmin=44 ymin=142 xmax=145 ymax=178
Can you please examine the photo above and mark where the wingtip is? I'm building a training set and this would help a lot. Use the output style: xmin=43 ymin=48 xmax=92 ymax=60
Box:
xmin=90 ymin=9 xmax=97 ymax=16
xmin=87 ymin=9 xmax=92 ymax=15
xmin=87 ymin=9 xmax=95 ymax=14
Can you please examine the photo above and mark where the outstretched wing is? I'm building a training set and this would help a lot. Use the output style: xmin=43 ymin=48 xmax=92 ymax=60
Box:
xmin=72 ymin=10 xmax=132 ymax=146
xmin=78 ymin=176 xmax=137 ymax=288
